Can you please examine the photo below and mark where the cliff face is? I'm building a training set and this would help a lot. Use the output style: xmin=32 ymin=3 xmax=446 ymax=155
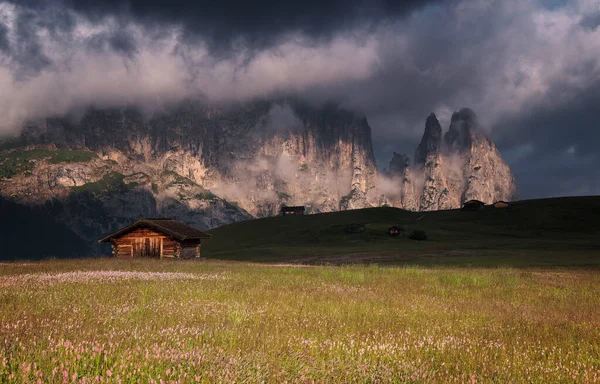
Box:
xmin=386 ymin=108 xmax=518 ymax=211
xmin=0 ymin=100 xmax=385 ymax=245
xmin=0 ymin=101 xmax=517 ymax=252
xmin=444 ymin=109 xmax=518 ymax=205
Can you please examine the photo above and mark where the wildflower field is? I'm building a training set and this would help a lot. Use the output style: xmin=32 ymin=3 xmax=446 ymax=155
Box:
xmin=1 ymin=259 xmax=599 ymax=383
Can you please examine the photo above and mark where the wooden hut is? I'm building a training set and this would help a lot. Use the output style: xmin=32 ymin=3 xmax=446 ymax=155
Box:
xmin=388 ymin=226 xmax=404 ymax=236
xmin=98 ymin=218 xmax=212 ymax=259
xmin=492 ymin=201 xmax=509 ymax=208
xmin=461 ymin=200 xmax=485 ymax=211
xmin=280 ymin=206 xmax=305 ymax=216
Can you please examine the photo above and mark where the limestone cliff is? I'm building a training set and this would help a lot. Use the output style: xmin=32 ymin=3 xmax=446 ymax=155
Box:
xmin=0 ymin=100 xmax=385 ymax=245
xmin=386 ymin=108 xmax=518 ymax=211
xmin=0 ymin=101 xmax=517 ymax=250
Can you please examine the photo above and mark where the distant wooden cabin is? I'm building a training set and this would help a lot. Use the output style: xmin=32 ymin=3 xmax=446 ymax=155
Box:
xmin=280 ymin=206 xmax=305 ymax=216
xmin=492 ymin=201 xmax=509 ymax=208
xmin=99 ymin=218 xmax=212 ymax=259
xmin=461 ymin=200 xmax=485 ymax=211
xmin=388 ymin=226 xmax=404 ymax=236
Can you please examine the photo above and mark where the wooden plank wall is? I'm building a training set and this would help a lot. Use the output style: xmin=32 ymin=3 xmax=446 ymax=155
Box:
xmin=162 ymin=238 xmax=177 ymax=258
xmin=113 ymin=243 xmax=132 ymax=258
xmin=112 ymin=228 xmax=178 ymax=259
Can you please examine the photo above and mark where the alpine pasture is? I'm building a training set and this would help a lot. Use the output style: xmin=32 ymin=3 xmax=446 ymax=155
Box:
xmin=1 ymin=197 xmax=600 ymax=383
xmin=1 ymin=260 xmax=599 ymax=383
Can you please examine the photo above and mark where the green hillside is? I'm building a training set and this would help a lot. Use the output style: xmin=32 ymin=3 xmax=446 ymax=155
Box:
xmin=204 ymin=196 xmax=600 ymax=267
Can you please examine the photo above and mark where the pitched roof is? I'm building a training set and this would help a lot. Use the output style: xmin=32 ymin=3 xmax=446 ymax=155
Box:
xmin=98 ymin=218 xmax=212 ymax=243
xmin=463 ymin=199 xmax=485 ymax=205
xmin=281 ymin=206 xmax=305 ymax=210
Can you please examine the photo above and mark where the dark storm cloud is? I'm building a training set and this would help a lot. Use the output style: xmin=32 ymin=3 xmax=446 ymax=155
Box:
xmin=10 ymin=9 xmax=52 ymax=77
xmin=0 ymin=22 xmax=8 ymax=52
xmin=0 ymin=3 xmax=76 ymax=76
xmin=504 ymin=146 xmax=599 ymax=198
xmin=0 ymin=0 xmax=390 ymax=133
xmin=580 ymin=12 xmax=600 ymax=30
xmin=7 ymin=0 xmax=440 ymax=53
xmin=496 ymin=83 xmax=600 ymax=157
xmin=494 ymin=80 xmax=600 ymax=198
xmin=0 ymin=0 xmax=599 ymax=198
xmin=87 ymin=29 xmax=139 ymax=57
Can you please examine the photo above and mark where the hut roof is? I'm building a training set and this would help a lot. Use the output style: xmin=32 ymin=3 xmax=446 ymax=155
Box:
xmin=463 ymin=199 xmax=485 ymax=205
xmin=99 ymin=218 xmax=212 ymax=243
xmin=281 ymin=206 xmax=305 ymax=211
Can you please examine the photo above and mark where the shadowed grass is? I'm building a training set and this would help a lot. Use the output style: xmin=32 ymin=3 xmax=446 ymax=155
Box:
xmin=204 ymin=196 xmax=600 ymax=267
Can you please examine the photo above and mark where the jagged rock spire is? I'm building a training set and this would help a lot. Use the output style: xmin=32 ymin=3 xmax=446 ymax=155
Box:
xmin=414 ymin=113 xmax=442 ymax=165
xmin=444 ymin=108 xmax=479 ymax=151
xmin=388 ymin=152 xmax=410 ymax=176
xmin=386 ymin=107 xmax=518 ymax=211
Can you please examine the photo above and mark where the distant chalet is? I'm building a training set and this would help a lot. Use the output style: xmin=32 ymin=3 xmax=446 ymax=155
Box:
xmin=461 ymin=200 xmax=486 ymax=211
xmin=99 ymin=218 xmax=212 ymax=259
xmin=280 ymin=206 xmax=305 ymax=216
xmin=388 ymin=226 xmax=404 ymax=237
xmin=492 ymin=201 xmax=509 ymax=208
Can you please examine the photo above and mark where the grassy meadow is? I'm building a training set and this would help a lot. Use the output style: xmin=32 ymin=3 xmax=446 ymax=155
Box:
xmin=1 ymin=259 xmax=600 ymax=383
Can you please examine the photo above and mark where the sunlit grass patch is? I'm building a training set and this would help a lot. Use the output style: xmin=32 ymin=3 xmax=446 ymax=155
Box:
xmin=0 ymin=260 xmax=599 ymax=383
xmin=0 ymin=270 xmax=227 ymax=287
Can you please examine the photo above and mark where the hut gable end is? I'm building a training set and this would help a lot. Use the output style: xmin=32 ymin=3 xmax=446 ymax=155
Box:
xmin=388 ymin=226 xmax=404 ymax=236
xmin=98 ymin=218 xmax=211 ymax=259
xmin=280 ymin=206 xmax=306 ymax=216
xmin=117 ymin=227 xmax=166 ymax=240
xmin=461 ymin=200 xmax=486 ymax=211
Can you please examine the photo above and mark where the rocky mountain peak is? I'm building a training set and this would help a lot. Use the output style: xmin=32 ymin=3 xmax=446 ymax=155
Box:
xmin=0 ymin=100 xmax=520 ymax=251
xmin=0 ymin=100 xmax=386 ymax=248
xmin=388 ymin=152 xmax=410 ymax=175
xmin=414 ymin=113 xmax=442 ymax=165
xmin=385 ymin=108 xmax=518 ymax=211
xmin=444 ymin=108 xmax=480 ymax=151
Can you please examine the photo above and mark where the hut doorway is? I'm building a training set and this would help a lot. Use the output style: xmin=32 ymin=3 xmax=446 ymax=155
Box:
xmin=133 ymin=238 xmax=162 ymax=258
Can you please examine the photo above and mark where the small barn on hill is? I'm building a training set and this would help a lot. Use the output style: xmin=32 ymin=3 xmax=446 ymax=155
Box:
xmin=388 ymin=226 xmax=405 ymax=236
xmin=492 ymin=201 xmax=509 ymax=208
xmin=99 ymin=218 xmax=212 ymax=259
xmin=280 ymin=206 xmax=305 ymax=216
xmin=461 ymin=200 xmax=485 ymax=211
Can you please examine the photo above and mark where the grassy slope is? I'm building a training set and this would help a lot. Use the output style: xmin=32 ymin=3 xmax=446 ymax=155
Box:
xmin=0 ymin=148 xmax=96 ymax=179
xmin=204 ymin=196 xmax=600 ymax=267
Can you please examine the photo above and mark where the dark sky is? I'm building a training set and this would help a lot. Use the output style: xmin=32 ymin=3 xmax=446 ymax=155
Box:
xmin=0 ymin=0 xmax=599 ymax=198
